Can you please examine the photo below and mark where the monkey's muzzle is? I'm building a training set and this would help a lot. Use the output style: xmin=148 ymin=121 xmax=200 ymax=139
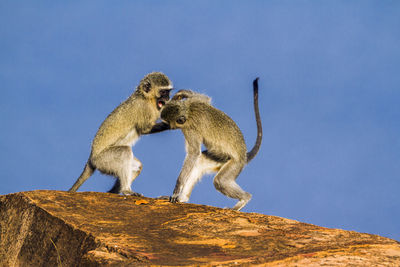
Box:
xmin=157 ymin=89 xmax=172 ymax=110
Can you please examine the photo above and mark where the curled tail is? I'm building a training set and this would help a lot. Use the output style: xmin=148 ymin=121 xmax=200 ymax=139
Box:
xmin=68 ymin=161 xmax=95 ymax=192
xmin=246 ymin=77 xmax=262 ymax=163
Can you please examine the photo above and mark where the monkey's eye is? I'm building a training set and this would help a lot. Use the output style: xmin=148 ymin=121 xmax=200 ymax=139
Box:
xmin=176 ymin=116 xmax=186 ymax=125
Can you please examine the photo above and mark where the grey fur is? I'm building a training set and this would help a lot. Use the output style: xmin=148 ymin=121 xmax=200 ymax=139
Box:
xmin=160 ymin=79 xmax=262 ymax=211
xmin=69 ymin=72 xmax=172 ymax=195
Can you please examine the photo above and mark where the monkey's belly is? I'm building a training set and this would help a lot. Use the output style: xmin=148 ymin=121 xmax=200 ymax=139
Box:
xmin=202 ymin=150 xmax=230 ymax=163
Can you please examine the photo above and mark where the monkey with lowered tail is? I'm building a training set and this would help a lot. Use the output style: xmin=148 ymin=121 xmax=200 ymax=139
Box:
xmin=160 ymin=78 xmax=262 ymax=210
xmin=69 ymin=72 xmax=173 ymax=196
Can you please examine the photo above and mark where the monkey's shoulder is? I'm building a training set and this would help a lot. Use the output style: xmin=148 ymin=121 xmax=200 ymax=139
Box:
xmin=106 ymin=96 xmax=157 ymax=125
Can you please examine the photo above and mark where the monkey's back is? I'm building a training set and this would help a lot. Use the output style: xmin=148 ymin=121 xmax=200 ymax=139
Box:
xmin=187 ymin=102 xmax=247 ymax=162
xmin=91 ymin=94 xmax=158 ymax=155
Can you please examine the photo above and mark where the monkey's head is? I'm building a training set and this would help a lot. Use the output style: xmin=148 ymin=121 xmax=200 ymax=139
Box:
xmin=137 ymin=72 xmax=173 ymax=110
xmin=172 ymin=89 xmax=211 ymax=104
xmin=171 ymin=90 xmax=195 ymax=101
xmin=160 ymin=102 xmax=187 ymax=129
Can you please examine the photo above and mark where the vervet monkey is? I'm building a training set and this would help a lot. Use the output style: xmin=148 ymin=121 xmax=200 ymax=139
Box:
xmin=69 ymin=72 xmax=173 ymax=195
xmin=160 ymin=78 xmax=262 ymax=210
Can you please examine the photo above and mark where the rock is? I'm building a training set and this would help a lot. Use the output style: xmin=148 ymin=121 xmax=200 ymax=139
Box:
xmin=1 ymin=190 xmax=399 ymax=266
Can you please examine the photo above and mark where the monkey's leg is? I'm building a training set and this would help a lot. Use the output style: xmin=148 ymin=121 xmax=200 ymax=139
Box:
xmin=213 ymin=159 xmax=252 ymax=211
xmin=171 ymin=154 xmax=221 ymax=203
xmin=109 ymin=156 xmax=143 ymax=193
xmin=115 ymin=156 xmax=143 ymax=196
xmin=129 ymin=156 xmax=143 ymax=187
xmin=172 ymin=157 xmax=203 ymax=203
xmin=91 ymin=146 xmax=142 ymax=196
xmin=170 ymin=155 xmax=198 ymax=203
xmin=171 ymin=138 xmax=204 ymax=203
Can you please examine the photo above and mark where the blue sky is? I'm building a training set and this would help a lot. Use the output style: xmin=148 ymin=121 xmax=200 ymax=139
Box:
xmin=1 ymin=1 xmax=399 ymax=241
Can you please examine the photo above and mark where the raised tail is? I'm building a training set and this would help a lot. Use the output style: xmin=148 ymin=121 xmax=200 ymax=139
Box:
xmin=68 ymin=161 xmax=95 ymax=192
xmin=246 ymin=78 xmax=262 ymax=163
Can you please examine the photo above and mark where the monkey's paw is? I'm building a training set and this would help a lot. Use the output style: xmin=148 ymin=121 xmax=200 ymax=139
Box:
xmin=120 ymin=189 xmax=143 ymax=197
xmin=169 ymin=196 xmax=179 ymax=203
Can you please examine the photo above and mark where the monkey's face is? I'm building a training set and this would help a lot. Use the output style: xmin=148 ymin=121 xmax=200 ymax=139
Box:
xmin=160 ymin=103 xmax=187 ymax=129
xmin=138 ymin=72 xmax=172 ymax=110
xmin=156 ymin=88 xmax=172 ymax=110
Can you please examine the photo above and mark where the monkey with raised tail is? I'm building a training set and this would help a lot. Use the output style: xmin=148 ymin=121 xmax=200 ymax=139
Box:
xmin=160 ymin=78 xmax=262 ymax=210
xmin=69 ymin=72 xmax=173 ymax=196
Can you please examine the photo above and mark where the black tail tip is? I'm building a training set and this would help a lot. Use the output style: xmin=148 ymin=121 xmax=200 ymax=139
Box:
xmin=253 ymin=77 xmax=259 ymax=89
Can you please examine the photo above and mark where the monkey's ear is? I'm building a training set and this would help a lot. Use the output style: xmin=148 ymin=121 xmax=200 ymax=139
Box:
xmin=176 ymin=116 xmax=186 ymax=125
xmin=143 ymin=81 xmax=151 ymax=93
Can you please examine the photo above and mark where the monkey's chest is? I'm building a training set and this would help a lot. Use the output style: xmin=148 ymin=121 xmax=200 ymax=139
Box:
xmin=116 ymin=129 xmax=139 ymax=147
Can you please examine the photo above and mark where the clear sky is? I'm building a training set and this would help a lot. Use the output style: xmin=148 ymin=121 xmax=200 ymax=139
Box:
xmin=1 ymin=1 xmax=399 ymax=241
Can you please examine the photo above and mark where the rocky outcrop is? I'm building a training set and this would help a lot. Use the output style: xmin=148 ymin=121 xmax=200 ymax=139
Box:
xmin=1 ymin=190 xmax=399 ymax=266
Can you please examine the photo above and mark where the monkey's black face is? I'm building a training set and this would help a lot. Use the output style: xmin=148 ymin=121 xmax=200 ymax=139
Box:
xmin=156 ymin=89 xmax=172 ymax=110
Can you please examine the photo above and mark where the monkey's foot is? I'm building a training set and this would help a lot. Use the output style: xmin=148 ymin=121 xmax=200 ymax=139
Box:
xmin=120 ymin=189 xmax=143 ymax=197
xmin=169 ymin=195 xmax=184 ymax=203
xmin=169 ymin=196 xmax=179 ymax=203
xmin=169 ymin=194 xmax=189 ymax=203
xmin=232 ymin=195 xmax=252 ymax=211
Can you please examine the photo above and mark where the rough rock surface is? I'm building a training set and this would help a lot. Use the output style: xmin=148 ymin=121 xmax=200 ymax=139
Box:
xmin=0 ymin=190 xmax=399 ymax=266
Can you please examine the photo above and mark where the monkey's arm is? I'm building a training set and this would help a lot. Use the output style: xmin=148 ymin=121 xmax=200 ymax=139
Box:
xmin=170 ymin=134 xmax=202 ymax=202
xmin=144 ymin=122 xmax=171 ymax=134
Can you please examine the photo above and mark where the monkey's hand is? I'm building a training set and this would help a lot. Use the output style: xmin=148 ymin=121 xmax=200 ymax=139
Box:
xmin=145 ymin=122 xmax=171 ymax=134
